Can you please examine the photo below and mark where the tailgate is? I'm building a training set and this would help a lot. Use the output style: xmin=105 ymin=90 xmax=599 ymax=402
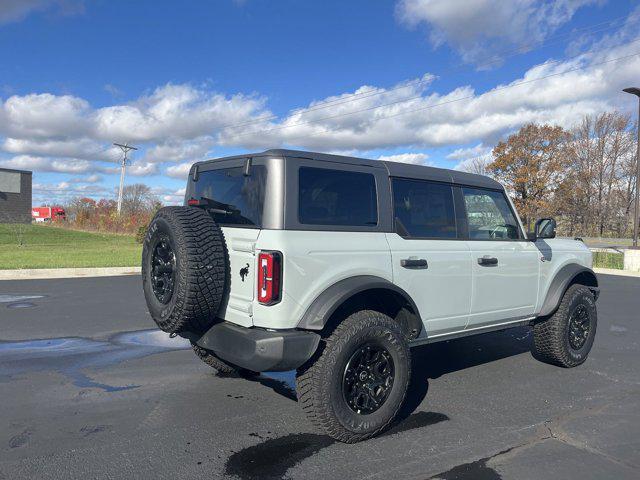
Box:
xmin=218 ymin=226 xmax=260 ymax=327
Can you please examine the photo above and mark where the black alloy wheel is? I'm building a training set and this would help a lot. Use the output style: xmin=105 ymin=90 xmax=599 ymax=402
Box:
xmin=342 ymin=343 xmax=395 ymax=415
xmin=568 ymin=303 xmax=591 ymax=350
xmin=151 ymin=237 xmax=176 ymax=304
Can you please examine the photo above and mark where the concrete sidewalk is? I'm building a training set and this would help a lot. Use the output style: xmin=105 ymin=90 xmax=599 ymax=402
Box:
xmin=0 ymin=266 xmax=141 ymax=281
xmin=0 ymin=266 xmax=636 ymax=281
xmin=594 ymin=267 xmax=640 ymax=277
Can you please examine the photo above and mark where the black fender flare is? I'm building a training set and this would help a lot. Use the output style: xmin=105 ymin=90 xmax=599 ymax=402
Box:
xmin=297 ymin=275 xmax=422 ymax=332
xmin=539 ymin=264 xmax=599 ymax=317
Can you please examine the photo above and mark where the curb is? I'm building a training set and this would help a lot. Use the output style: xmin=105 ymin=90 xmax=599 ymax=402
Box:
xmin=593 ymin=267 xmax=640 ymax=278
xmin=0 ymin=266 xmax=141 ymax=281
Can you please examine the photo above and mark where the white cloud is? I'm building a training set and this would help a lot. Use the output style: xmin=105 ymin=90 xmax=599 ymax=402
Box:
xmin=1 ymin=93 xmax=90 ymax=139
xmin=1 ymin=26 xmax=640 ymax=191
xmin=161 ymin=187 xmax=186 ymax=205
xmin=226 ymin=35 xmax=640 ymax=151
xmin=2 ymin=137 xmax=117 ymax=161
xmin=446 ymin=143 xmax=492 ymax=161
xmin=92 ymin=84 xmax=269 ymax=143
xmin=0 ymin=155 xmax=95 ymax=174
xmin=378 ymin=152 xmax=431 ymax=165
xmin=165 ymin=162 xmax=192 ymax=179
xmin=68 ymin=174 xmax=103 ymax=183
xmin=395 ymin=0 xmax=601 ymax=66
xmin=143 ymin=137 xmax=213 ymax=163
xmin=127 ymin=162 xmax=158 ymax=176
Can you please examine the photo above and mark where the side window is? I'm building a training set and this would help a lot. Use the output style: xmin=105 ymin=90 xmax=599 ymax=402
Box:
xmin=392 ymin=178 xmax=457 ymax=239
xmin=462 ymin=188 xmax=521 ymax=240
xmin=298 ymin=167 xmax=378 ymax=226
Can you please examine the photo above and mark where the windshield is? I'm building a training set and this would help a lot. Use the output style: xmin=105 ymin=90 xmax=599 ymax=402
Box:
xmin=190 ymin=165 xmax=266 ymax=227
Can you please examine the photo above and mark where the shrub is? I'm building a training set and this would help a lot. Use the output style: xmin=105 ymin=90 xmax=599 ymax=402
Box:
xmin=135 ymin=225 xmax=147 ymax=244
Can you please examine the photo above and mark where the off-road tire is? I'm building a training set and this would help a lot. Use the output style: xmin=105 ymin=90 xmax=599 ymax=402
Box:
xmin=191 ymin=343 xmax=257 ymax=376
xmin=142 ymin=206 xmax=226 ymax=334
xmin=296 ymin=310 xmax=411 ymax=443
xmin=533 ymin=284 xmax=597 ymax=368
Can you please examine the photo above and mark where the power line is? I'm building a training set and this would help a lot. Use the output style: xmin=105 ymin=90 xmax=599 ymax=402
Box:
xmin=223 ymin=48 xmax=640 ymax=143
xmin=217 ymin=12 xmax=635 ymax=133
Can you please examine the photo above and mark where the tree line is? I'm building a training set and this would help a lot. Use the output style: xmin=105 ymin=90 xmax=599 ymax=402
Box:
xmin=63 ymin=183 xmax=161 ymax=237
xmin=469 ymin=110 xmax=638 ymax=238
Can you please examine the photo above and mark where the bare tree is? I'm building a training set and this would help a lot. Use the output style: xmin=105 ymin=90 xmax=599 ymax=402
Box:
xmin=458 ymin=155 xmax=492 ymax=176
xmin=120 ymin=184 xmax=157 ymax=216
xmin=562 ymin=112 xmax=635 ymax=237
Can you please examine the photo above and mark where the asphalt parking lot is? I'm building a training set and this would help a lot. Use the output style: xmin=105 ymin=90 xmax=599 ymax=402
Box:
xmin=0 ymin=274 xmax=638 ymax=479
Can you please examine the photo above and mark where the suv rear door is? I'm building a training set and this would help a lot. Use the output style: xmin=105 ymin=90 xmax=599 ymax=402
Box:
xmin=386 ymin=178 xmax=472 ymax=337
xmin=460 ymin=187 xmax=539 ymax=328
xmin=186 ymin=162 xmax=268 ymax=327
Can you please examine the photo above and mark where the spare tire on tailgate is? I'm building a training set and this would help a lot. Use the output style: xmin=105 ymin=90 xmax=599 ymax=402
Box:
xmin=142 ymin=206 xmax=227 ymax=334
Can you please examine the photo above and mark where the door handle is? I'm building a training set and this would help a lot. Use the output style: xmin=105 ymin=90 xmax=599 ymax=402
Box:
xmin=477 ymin=256 xmax=498 ymax=266
xmin=401 ymin=258 xmax=428 ymax=269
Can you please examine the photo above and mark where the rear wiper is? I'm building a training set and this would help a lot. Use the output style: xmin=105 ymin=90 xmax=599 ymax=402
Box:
xmin=190 ymin=197 xmax=240 ymax=215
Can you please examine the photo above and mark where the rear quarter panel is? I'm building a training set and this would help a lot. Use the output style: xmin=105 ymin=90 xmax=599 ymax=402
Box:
xmin=252 ymin=230 xmax=393 ymax=329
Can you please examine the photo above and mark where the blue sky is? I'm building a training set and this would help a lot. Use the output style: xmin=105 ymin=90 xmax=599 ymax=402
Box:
xmin=1 ymin=0 xmax=639 ymax=205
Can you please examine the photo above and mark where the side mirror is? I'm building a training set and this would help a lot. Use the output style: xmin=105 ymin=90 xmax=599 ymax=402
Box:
xmin=531 ymin=218 xmax=556 ymax=240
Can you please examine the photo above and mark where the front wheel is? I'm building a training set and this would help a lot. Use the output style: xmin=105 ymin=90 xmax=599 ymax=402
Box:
xmin=533 ymin=284 xmax=597 ymax=368
xmin=296 ymin=310 xmax=411 ymax=443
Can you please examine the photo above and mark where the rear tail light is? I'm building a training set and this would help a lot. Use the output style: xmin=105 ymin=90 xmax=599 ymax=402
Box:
xmin=257 ymin=251 xmax=282 ymax=305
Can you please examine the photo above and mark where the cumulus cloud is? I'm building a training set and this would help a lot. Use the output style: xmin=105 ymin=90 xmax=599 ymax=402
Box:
xmin=226 ymin=34 xmax=640 ymax=151
xmin=68 ymin=174 xmax=102 ymax=183
xmin=160 ymin=187 xmax=187 ymax=205
xmin=446 ymin=143 xmax=492 ymax=161
xmin=0 ymin=155 xmax=95 ymax=174
xmin=2 ymin=137 xmax=117 ymax=161
xmin=143 ymin=137 xmax=213 ymax=163
xmin=395 ymin=0 xmax=601 ymax=66
xmin=2 ymin=23 xmax=640 ymax=201
xmin=165 ymin=162 xmax=192 ymax=179
xmin=92 ymin=84 xmax=269 ymax=143
xmin=378 ymin=152 xmax=431 ymax=165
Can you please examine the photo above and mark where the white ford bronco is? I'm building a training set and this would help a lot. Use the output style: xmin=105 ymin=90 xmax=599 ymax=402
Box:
xmin=142 ymin=149 xmax=599 ymax=443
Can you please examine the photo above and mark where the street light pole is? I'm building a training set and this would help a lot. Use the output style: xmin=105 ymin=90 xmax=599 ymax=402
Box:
xmin=623 ymin=88 xmax=640 ymax=249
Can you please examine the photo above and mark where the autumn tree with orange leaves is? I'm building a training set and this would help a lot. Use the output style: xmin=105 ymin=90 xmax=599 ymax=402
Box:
xmin=488 ymin=124 xmax=569 ymax=231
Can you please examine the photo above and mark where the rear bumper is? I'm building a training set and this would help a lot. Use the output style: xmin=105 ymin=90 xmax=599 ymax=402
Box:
xmin=189 ymin=322 xmax=321 ymax=372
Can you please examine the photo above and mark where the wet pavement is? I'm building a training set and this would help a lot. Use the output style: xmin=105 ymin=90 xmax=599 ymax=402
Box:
xmin=0 ymin=274 xmax=638 ymax=479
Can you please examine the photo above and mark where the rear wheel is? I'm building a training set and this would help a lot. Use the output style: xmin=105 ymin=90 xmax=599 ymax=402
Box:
xmin=296 ymin=310 xmax=411 ymax=443
xmin=533 ymin=284 xmax=597 ymax=368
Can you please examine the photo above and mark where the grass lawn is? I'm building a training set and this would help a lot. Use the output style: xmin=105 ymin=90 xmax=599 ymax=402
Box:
xmin=592 ymin=251 xmax=624 ymax=270
xmin=0 ymin=224 xmax=142 ymax=269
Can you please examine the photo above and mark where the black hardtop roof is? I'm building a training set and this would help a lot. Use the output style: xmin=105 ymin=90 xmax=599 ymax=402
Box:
xmin=197 ymin=149 xmax=502 ymax=190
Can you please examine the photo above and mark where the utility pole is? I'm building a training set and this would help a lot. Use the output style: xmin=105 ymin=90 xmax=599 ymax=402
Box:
xmin=113 ymin=142 xmax=138 ymax=215
xmin=623 ymin=88 xmax=640 ymax=249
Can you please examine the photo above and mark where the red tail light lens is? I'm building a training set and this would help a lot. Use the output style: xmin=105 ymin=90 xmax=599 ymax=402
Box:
xmin=257 ymin=251 xmax=282 ymax=305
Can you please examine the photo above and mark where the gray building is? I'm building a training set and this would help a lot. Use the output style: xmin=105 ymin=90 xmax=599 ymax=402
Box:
xmin=0 ymin=167 xmax=32 ymax=223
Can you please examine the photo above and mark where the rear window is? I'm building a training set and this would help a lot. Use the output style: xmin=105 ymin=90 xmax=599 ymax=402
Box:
xmin=392 ymin=178 xmax=457 ymax=238
xmin=191 ymin=166 xmax=266 ymax=227
xmin=298 ymin=167 xmax=378 ymax=226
